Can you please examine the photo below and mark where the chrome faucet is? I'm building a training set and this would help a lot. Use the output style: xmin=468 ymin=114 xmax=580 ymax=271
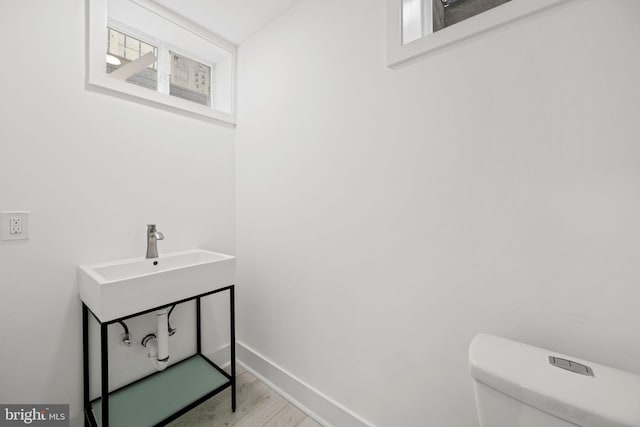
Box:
xmin=146 ymin=224 xmax=164 ymax=259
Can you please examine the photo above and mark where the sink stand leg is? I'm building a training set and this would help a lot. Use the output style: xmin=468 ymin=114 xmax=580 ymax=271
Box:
xmin=101 ymin=323 xmax=109 ymax=427
xmin=196 ymin=297 xmax=202 ymax=354
xmin=83 ymin=304 xmax=89 ymax=427
xmin=230 ymin=285 xmax=236 ymax=412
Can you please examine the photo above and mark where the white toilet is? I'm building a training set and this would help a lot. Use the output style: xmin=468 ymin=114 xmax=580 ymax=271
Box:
xmin=469 ymin=334 xmax=640 ymax=427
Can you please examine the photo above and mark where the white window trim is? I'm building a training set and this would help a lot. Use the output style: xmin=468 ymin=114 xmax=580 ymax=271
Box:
xmin=387 ymin=0 xmax=571 ymax=68
xmin=88 ymin=0 xmax=237 ymax=124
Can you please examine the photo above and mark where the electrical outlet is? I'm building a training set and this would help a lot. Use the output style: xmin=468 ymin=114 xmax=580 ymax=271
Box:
xmin=10 ymin=217 xmax=22 ymax=234
xmin=1 ymin=211 xmax=29 ymax=241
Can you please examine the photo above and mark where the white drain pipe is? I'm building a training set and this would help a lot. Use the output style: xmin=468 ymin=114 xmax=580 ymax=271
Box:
xmin=142 ymin=308 xmax=170 ymax=371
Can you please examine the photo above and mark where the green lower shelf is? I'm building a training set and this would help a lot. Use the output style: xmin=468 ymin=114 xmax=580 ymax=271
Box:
xmin=91 ymin=355 xmax=229 ymax=427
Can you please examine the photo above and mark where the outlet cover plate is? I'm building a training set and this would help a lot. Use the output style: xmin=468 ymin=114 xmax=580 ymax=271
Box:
xmin=1 ymin=211 xmax=30 ymax=241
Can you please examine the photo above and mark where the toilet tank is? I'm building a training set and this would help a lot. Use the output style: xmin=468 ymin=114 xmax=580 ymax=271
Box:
xmin=469 ymin=334 xmax=640 ymax=427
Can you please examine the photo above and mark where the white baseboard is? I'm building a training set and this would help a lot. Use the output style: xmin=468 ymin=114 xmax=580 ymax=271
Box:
xmin=236 ymin=341 xmax=376 ymax=427
xmin=207 ymin=343 xmax=231 ymax=368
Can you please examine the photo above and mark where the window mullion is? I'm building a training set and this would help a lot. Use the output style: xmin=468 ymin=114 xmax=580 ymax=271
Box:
xmin=157 ymin=44 xmax=170 ymax=95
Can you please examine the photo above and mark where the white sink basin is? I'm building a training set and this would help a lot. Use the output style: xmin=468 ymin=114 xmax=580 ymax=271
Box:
xmin=79 ymin=249 xmax=235 ymax=322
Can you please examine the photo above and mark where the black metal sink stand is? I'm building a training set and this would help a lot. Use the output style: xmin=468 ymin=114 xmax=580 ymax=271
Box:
xmin=82 ymin=285 xmax=236 ymax=427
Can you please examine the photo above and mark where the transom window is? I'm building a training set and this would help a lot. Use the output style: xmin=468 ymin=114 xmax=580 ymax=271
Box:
xmin=105 ymin=24 xmax=213 ymax=107
xmin=387 ymin=0 xmax=569 ymax=67
xmin=88 ymin=0 xmax=236 ymax=123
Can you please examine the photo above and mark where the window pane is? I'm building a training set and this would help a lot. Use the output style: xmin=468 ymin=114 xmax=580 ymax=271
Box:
xmin=439 ymin=0 xmax=511 ymax=29
xmin=108 ymin=28 xmax=125 ymax=57
xmin=106 ymin=28 xmax=158 ymax=91
xmin=140 ymin=43 xmax=157 ymax=70
xmin=125 ymin=36 xmax=140 ymax=61
xmin=169 ymin=51 xmax=211 ymax=107
xmin=140 ymin=42 xmax=153 ymax=56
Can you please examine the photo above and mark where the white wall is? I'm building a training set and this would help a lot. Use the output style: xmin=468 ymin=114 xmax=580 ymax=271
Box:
xmin=236 ymin=0 xmax=640 ymax=426
xmin=213 ymin=54 xmax=234 ymax=114
xmin=0 ymin=0 xmax=235 ymax=424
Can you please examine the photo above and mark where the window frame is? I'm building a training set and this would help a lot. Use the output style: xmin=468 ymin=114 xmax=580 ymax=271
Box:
xmin=88 ymin=0 xmax=236 ymax=124
xmin=387 ymin=0 xmax=571 ymax=68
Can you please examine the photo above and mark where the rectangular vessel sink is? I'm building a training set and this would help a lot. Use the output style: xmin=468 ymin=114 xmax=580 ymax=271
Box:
xmin=79 ymin=249 xmax=235 ymax=322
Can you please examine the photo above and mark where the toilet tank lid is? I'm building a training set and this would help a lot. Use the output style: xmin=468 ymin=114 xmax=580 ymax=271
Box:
xmin=469 ymin=334 xmax=640 ymax=427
